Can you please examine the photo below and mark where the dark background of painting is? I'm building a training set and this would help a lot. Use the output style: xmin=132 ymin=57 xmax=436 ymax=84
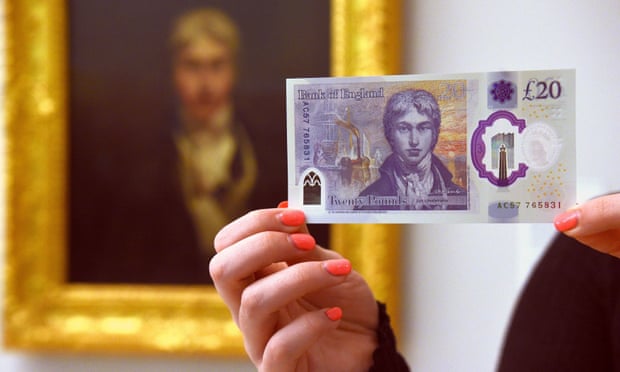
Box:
xmin=68 ymin=0 xmax=330 ymax=284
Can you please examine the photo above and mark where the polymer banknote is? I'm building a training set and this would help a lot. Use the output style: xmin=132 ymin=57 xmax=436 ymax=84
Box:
xmin=287 ymin=70 xmax=575 ymax=223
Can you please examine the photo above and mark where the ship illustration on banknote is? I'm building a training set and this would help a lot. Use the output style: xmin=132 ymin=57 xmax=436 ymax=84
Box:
xmin=287 ymin=70 xmax=575 ymax=223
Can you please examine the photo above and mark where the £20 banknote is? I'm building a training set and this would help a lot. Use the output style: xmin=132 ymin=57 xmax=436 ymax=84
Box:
xmin=287 ymin=70 xmax=575 ymax=223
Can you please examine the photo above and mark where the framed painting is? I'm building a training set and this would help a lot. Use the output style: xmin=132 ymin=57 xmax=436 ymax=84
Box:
xmin=4 ymin=0 xmax=402 ymax=355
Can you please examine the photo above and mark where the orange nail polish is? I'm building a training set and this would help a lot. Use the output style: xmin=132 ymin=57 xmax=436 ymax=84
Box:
xmin=290 ymin=234 xmax=315 ymax=250
xmin=324 ymin=259 xmax=352 ymax=276
xmin=554 ymin=210 xmax=579 ymax=232
xmin=325 ymin=307 xmax=343 ymax=321
xmin=280 ymin=210 xmax=305 ymax=226
xmin=277 ymin=201 xmax=289 ymax=208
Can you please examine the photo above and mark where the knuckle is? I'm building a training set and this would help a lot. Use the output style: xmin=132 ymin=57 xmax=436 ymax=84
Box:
xmin=239 ymin=286 xmax=265 ymax=320
xmin=208 ymin=254 xmax=227 ymax=283
xmin=262 ymin=314 xmax=324 ymax=366
xmin=254 ymin=230 xmax=277 ymax=248
xmin=212 ymin=233 xmax=226 ymax=252
xmin=208 ymin=251 xmax=254 ymax=286
xmin=213 ymin=226 xmax=235 ymax=253
xmin=290 ymin=264 xmax=314 ymax=285
xmin=262 ymin=340 xmax=290 ymax=367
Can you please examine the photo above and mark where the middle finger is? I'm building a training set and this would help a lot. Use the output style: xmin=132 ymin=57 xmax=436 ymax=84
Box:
xmin=210 ymin=230 xmax=335 ymax=320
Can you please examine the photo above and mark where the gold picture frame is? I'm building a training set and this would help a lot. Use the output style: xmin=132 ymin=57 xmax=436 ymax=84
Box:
xmin=3 ymin=0 xmax=402 ymax=355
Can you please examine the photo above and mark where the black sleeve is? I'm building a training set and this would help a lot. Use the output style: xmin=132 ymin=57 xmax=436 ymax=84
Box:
xmin=369 ymin=302 xmax=410 ymax=372
xmin=498 ymin=233 xmax=620 ymax=371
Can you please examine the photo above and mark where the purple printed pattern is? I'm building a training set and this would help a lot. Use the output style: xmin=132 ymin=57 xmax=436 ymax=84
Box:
xmin=490 ymin=80 xmax=514 ymax=103
xmin=471 ymin=110 xmax=529 ymax=187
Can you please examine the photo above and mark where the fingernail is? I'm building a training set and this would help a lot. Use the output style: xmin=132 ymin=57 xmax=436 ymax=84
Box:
xmin=280 ymin=209 xmax=305 ymax=226
xmin=323 ymin=259 xmax=352 ymax=276
xmin=325 ymin=307 xmax=343 ymax=321
xmin=277 ymin=201 xmax=289 ymax=208
xmin=290 ymin=233 xmax=315 ymax=251
xmin=554 ymin=210 xmax=579 ymax=232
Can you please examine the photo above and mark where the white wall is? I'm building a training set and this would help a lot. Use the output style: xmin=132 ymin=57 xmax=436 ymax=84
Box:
xmin=401 ymin=0 xmax=620 ymax=371
xmin=1 ymin=0 xmax=620 ymax=371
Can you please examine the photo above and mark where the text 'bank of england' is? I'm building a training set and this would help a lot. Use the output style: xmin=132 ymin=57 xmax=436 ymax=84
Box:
xmin=287 ymin=70 xmax=575 ymax=223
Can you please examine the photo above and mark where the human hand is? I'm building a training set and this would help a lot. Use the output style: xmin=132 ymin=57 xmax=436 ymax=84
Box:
xmin=210 ymin=205 xmax=378 ymax=371
xmin=554 ymin=193 xmax=620 ymax=257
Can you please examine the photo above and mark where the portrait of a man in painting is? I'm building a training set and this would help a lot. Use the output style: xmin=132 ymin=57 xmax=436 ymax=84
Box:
xmin=68 ymin=1 xmax=330 ymax=284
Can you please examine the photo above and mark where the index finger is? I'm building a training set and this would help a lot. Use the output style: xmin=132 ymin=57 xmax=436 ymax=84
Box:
xmin=214 ymin=208 xmax=309 ymax=253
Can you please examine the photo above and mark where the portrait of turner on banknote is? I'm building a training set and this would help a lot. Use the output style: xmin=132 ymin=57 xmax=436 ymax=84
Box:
xmin=287 ymin=70 xmax=576 ymax=223
xmin=354 ymin=87 xmax=468 ymax=211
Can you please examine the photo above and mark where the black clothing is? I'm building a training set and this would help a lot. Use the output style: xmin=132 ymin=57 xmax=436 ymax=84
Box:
xmin=370 ymin=302 xmax=411 ymax=371
xmin=69 ymin=120 xmax=212 ymax=284
xmin=372 ymin=233 xmax=620 ymax=371
xmin=498 ymin=233 xmax=620 ymax=371
xmin=357 ymin=154 xmax=467 ymax=210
